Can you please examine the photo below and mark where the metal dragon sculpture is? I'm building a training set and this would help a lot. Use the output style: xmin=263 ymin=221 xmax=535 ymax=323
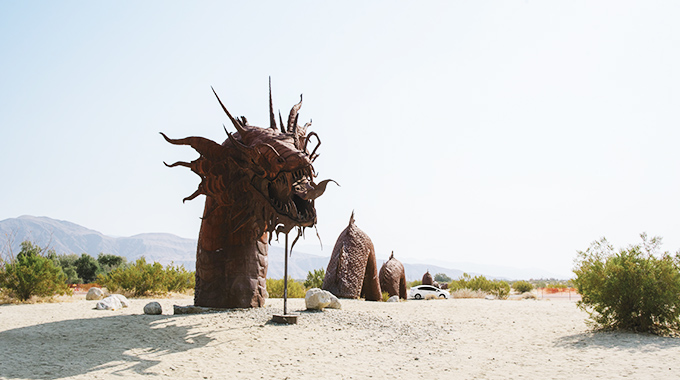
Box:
xmin=322 ymin=212 xmax=382 ymax=301
xmin=162 ymin=80 xmax=334 ymax=308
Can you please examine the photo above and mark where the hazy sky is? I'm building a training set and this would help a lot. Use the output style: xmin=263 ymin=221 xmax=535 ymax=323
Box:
xmin=1 ymin=1 xmax=678 ymax=278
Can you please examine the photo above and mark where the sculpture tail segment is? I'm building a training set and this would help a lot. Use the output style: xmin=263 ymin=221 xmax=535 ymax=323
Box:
xmin=322 ymin=212 xmax=381 ymax=301
xmin=379 ymin=251 xmax=408 ymax=300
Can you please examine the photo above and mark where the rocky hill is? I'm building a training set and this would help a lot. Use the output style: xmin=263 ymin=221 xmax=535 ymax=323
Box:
xmin=0 ymin=216 xmax=196 ymax=270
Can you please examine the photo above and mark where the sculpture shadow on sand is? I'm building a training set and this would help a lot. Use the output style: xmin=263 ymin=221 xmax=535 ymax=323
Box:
xmin=0 ymin=314 xmax=215 ymax=379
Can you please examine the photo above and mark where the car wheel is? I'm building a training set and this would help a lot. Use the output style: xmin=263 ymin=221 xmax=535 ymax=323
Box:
xmin=414 ymin=294 xmax=422 ymax=300
xmin=439 ymin=294 xmax=446 ymax=298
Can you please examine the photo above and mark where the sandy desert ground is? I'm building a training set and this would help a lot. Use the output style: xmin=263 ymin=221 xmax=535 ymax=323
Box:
xmin=1 ymin=294 xmax=679 ymax=380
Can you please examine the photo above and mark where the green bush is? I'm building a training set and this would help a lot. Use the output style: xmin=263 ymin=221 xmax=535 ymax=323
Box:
xmin=53 ymin=252 xmax=127 ymax=284
xmin=512 ymin=280 xmax=534 ymax=293
xmin=448 ymin=273 xmax=471 ymax=291
xmin=467 ymin=275 xmax=493 ymax=291
xmin=266 ymin=277 xmax=306 ymax=298
xmin=98 ymin=253 xmax=126 ymax=268
xmin=163 ymin=263 xmax=195 ymax=293
xmin=97 ymin=257 xmax=194 ymax=296
xmin=97 ymin=253 xmax=127 ymax=275
xmin=303 ymin=268 xmax=325 ymax=289
xmin=491 ymin=280 xmax=510 ymax=300
xmin=0 ymin=241 xmax=71 ymax=301
xmin=408 ymin=280 xmax=422 ymax=288
xmin=75 ymin=253 xmax=100 ymax=283
xmin=449 ymin=273 xmax=510 ymax=299
xmin=434 ymin=273 xmax=452 ymax=283
xmin=573 ymin=234 xmax=680 ymax=334
xmin=54 ymin=253 xmax=83 ymax=284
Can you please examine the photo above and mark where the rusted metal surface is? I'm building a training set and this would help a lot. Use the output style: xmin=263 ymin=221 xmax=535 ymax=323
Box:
xmin=422 ymin=271 xmax=434 ymax=286
xmin=379 ymin=252 xmax=407 ymax=299
xmin=162 ymin=79 xmax=334 ymax=308
xmin=322 ymin=212 xmax=381 ymax=301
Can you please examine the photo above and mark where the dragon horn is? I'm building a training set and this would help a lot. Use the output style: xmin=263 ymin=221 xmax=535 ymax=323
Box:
xmin=160 ymin=132 xmax=222 ymax=160
xmin=269 ymin=77 xmax=277 ymax=131
xmin=287 ymin=94 xmax=303 ymax=133
xmin=278 ymin=110 xmax=286 ymax=134
xmin=211 ymin=86 xmax=247 ymax=137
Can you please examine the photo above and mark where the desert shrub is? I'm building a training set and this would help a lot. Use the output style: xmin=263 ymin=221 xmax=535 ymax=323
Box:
xmin=521 ymin=292 xmax=537 ymax=300
xmin=491 ymin=280 xmax=510 ymax=300
xmin=434 ymin=273 xmax=452 ymax=283
xmin=0 ymin=241 xmax=71 ymax=301
xmin=266 ymin=277 xmax=306 ymax=298
xmin=381 ymin=291 xmax=390 ymax=302
xmin=449 ymin=273 xmax=509 ymax=299
xmin=62 ymin=267 xmax=82 ymax=285
xmin=466 ymin=275 xmax=493 ymax=291
xmin=448 ymin=273 xmax=471 ymax=291
xmin=424 ymin=294 xmax=439 ymax=300
xmin=573 ymin=234 xmax=680 ymax=334
xmin=75 ymin=253 xmax=100 ymax=283
xmin=304 ymin=268 xmax=325 ymax=289
xmin=97 ymin=257 xmax=193 ymax=296
xmin=408 ymin=280 xmax=422 ymax=288
xmin=55 ymin=253 xmax=83 ymax=284
xmin=97 ymin=253 xmax=127 ymax=277
xmin=163 ymin=263 xmax=195 ymax=293
xmin=98 ymin=253 xmax=126 ymax=268
xmin=54 ymin=253 xmax=126 ymax=284
xmin=512 ymin=280 xmax=534 ymax=294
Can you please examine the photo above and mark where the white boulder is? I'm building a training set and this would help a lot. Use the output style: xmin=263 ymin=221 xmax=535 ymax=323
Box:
xmin=110 ymin=294 xmax=130 ymax=308
xmin=96 ymin=295 xmax=122 ymax=311
xmin=305 ymin=288 xmax=331 ymax=310
xmin=85 ymin=287 xmax=104 ymax=300
xmin=328 ymin=292 xmax=342 ymax=309
xmin=144 ymin=302 xmax=163 ymax=315
xmin=387 ymin=295 xmax=399 ymax=302
xmin=95 ymin=294 xmax=130 ymax=311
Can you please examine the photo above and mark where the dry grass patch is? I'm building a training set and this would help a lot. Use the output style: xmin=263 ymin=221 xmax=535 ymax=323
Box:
xmin=450 ymin=288 xmax=487 ymax=299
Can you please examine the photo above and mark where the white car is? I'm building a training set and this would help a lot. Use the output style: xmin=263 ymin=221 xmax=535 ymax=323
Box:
xmin=409 ymin=285 xmax=450 ymax=299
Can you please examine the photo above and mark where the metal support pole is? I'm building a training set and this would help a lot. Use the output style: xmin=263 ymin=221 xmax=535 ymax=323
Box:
xmin=271 ymin=231 xmax=297 ymax=324
xmin=283 ymin=232 xmax=289 ymax=316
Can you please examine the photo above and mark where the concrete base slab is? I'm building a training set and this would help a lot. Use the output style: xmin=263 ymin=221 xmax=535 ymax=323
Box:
xmin=271 ymin=314 xmax=299 ymax=324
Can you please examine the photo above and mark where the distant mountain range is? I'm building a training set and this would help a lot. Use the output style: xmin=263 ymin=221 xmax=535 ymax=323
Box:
xmin=0 ymin=216 xmax=563 ymax=280
xmin=0 ymin=216 xmax=197 ymax=270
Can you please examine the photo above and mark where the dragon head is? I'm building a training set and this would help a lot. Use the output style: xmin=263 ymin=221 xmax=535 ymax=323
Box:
xmin=161 ymin=79 xmax=336 ymax=241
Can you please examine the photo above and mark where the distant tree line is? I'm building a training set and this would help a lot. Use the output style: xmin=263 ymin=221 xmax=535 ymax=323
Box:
xmin=0 ymin=240 xmax=194 ymax=301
